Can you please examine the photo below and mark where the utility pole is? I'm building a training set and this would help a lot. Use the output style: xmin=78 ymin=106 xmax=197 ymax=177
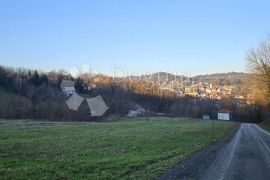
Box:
xmin=1 ymin=108 xmax=5 ymax=120
xmin=212 ymin=119 xmax=215 ymax=140
xmin=146 ymin=107 xmax=150 ymax=121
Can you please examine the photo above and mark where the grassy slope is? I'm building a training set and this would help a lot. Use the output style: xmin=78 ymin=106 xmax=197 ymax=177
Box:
xmin=259 ymin=122 xmax=270 ymax=132
xmin=0 ymin=118 xmax=238 ymax=179
xmin=0 ymin=87 xmax=15 ymax=98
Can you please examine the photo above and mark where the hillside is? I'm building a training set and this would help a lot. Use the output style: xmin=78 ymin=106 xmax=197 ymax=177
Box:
xmin=129 ymin=72 xmax=250 ymax=86
xmin=192 ymin=72 xmax=249 ymax=85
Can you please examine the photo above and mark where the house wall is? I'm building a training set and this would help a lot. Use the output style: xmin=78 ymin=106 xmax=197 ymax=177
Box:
xmin=64 ymin=87 xmax=75 ymax=96
xmin=218 ymin=113 xmax=230 ymax=120
xmin=203 ymin=115 xmax=210 ymax=120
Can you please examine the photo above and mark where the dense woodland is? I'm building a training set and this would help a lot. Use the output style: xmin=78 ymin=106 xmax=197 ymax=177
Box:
xmin=0 ymin=65 xmax=263 ymax=123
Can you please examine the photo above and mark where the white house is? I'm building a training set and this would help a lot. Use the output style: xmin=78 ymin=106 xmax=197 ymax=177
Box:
xmin=217 ymin=109 xmax=232 ymax=120
xmin=203 ymin=115 xmax=210 ymax=120
xmin=127 ymin=110 xmax=138 ymax=118
xmin=127 ymin=105 xmax=146 ymax=118
xmin=60 ymin=80 xmax=76 ymax=96
xmin=63 ymin=86 xmax=75 ymax=96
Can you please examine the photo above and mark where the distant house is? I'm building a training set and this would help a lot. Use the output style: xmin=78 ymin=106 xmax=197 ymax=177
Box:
xmin=127 ymin=105 xmax=146 ymax=118
xmin=203 ymin=115 xmax=210 ymax=120
xmin=127 ymin=110 xmax=138 ymax=118
xmin=217 ymin=109 xmax=232 ymax=120
xmin=206 ymin=88 xmax=211 ymax=93
xmin=63 ymin=86 xmax=75 ymax=96
xmin=60 ymin=80 xmax=76 ymax=96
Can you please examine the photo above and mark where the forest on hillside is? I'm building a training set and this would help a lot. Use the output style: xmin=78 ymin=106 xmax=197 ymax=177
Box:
xmin=0 ymin=65 xmax=261 ymax=122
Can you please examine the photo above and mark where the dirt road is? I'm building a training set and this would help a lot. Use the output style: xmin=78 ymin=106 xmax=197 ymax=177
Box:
xmin=159 ymin=123 xmax=270 ymax=180
xmin=201 ymin=123 xmax=270 ymax=180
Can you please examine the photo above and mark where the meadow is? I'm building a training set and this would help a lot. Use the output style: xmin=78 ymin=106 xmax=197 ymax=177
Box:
xmin=0 ymin=117 xmax=238 ymax=179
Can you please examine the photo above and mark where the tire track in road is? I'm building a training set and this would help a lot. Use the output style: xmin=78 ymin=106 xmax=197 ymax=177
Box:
xmin=247 ymin=124 xmax=270 ymax=168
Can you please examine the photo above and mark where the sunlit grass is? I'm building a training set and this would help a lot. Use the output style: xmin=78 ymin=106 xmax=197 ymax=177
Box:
xmin=0 ymin=117 xmax=238 ymax=179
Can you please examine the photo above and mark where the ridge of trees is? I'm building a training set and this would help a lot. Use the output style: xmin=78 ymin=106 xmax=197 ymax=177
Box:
xmin=0 ymin=65 xmax=261 ymax=122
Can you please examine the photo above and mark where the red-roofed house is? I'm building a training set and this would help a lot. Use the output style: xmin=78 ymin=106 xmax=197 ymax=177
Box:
xmin=217 ymin=108 xmax=232 ymax=120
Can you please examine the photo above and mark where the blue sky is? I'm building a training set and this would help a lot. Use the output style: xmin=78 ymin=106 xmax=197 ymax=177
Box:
xmin=0 ymin=0 xmax=269 ymax=76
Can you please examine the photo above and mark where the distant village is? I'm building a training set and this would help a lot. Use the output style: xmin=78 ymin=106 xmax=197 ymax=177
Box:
xmin=157 ymin=79 xmax=254 ymax=105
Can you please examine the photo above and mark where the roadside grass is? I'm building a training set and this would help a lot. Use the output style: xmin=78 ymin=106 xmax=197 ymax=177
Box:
xmin=0 ymin=117 xmax=238 ymax=179
xmin=259 ymin=122 xmax=270 ymax=132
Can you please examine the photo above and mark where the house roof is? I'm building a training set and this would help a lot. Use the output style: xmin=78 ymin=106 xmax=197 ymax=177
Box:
xmin=218 ymin=108 xmax=231 ymax=113
xmin=64 ymin=86 xmax=75 ymax=90
xmin=60 ymin=80 xmax=75 ymax=91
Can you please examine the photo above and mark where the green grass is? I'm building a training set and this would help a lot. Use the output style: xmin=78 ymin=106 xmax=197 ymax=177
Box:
xmin=259 ymin=122 xmax=270 ymax=132
xmin=0 ymin=87 xmax=15 ymax=98
xmin=0 ymin=117 xmax=238 ymax=179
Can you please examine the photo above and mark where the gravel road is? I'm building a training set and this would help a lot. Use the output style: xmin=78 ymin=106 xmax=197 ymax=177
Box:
xmin=201 ymin=123 xmax=270 ymax=180
xmin=159 ymin=123 xmax=270 ymax=180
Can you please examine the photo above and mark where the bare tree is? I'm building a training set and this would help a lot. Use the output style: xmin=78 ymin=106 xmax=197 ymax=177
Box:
xmin=246 ymin=39 xmax=270 ymax=104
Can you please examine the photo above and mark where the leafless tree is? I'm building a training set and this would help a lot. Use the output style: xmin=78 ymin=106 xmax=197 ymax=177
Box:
xmin=246 ymin=39 xmax=270 ymax=104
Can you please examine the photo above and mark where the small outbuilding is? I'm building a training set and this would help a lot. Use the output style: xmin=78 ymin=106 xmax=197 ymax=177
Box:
xmin=217 ymin=109 xmax=232 ymax=121
xmin=60 ymin=80 xmax=76 ymax=96
xmin=63 ymin=86 xmax=75 ymax=96
xmin=203 ymin=115 xmax=210 ymax=120
xmin=127 ymin=105 xmax=146 ymax=118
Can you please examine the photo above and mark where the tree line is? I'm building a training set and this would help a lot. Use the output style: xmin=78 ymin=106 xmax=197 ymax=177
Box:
xmin=0 ymin=65 xmax=261 ymax=122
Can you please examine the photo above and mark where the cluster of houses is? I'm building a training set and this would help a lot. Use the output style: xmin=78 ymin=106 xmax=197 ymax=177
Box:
xmin=184 ymin=83 xmax=235 ymax=99
xmin=160 ymin=81 xmax=236 ymax=99
xmin=158 ymin=80 xmax=254 ymax=104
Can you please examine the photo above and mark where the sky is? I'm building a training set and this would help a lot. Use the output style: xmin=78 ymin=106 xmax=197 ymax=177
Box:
xmin=0 ymin=0 xmax=270 ymax=76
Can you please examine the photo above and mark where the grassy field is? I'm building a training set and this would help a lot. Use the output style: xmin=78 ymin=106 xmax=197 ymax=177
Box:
xmin=0 ymin=87 xmax=15 ymax=98
xmin=0 ymin=117 xmax=238 ymax=179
